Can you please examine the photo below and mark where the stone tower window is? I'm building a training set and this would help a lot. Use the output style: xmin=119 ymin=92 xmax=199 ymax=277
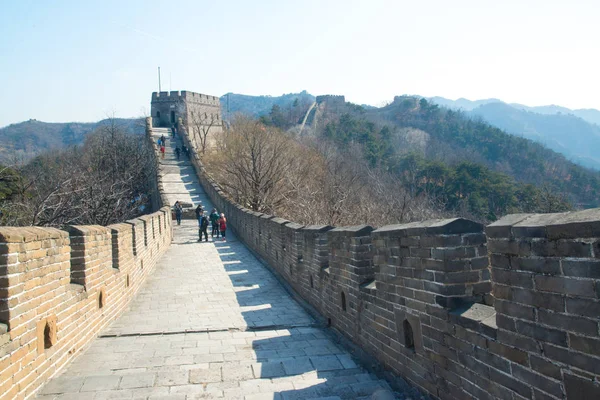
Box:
xmin=156 ymin=111 xmax=160 ymax=119
xmin=44 ymin=323 xmax=53 ymax=349
xmin=341 ymin=291 xmax=347 ymax=311
xmin=98 ymin=291 xmax=104 ymax=309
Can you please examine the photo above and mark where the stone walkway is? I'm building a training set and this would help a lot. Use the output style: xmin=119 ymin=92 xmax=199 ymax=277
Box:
xmin=35 ymin=128 xmax=397 ymax=399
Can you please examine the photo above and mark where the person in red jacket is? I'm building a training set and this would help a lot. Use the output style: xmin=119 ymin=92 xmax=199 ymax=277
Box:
xmin=218 ymin=213 xmax=227 ymax=241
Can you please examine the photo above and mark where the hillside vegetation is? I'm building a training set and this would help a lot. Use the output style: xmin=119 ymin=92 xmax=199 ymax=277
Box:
xmin=0 ymin=120 xmax=154 ymax=227
xmin=0 ymin=118 xmax=143 ymax=164
xmin=207 ymin=94 xmax=600 ymax=225
xmin=368 ymin=97 xmax=600 ymax=209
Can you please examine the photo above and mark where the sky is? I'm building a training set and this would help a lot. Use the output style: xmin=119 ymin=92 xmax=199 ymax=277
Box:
xmin=0 ymin=0 xmax=598 ymax=127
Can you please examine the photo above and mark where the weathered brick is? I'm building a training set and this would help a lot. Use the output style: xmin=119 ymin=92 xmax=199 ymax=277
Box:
xmin=566 ymin=297 xmax=600 ymax=318
xmin=537 ymin=309 xmax=598 ymax=336
xmin=529 ymin=355 xmax=562 ymax=380
xmin=492 ymin=268 xmax=533 ymax=289
xmin=472 ymin=346 xmax=510 ymax=373
xmin=511 ymin=257 xmax=561 ymax=275
xmin=494 ymin=299 xmax=535 ymax=321
xmin=487 ymin=341 xmax=529 ymax=366
xmin=510 ymin=363 xmax=562 ymax=398
xmin=564 ymin=373 xmax=600 ymax=400
xmin=543 ymin=343 xmax=600 ymax=375
xmin=510 ymin=287 xmax=565 ymax=312
xmin=561 ymin=259 xmax=600 ymax=278
xmin=488 ymin=368 xmax=532 ymax=398
xmin=569 ymin=333 xmax=600 ymax=357
xmin=534 ymin=275 xmax=596 ymax=297
xmin=515 ymin=320 xmax=567 ymax=347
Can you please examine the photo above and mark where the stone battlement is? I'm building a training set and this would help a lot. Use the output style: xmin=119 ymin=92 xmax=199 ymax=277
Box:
xmin=178 ymin=126 xmax=600 ymax=399
xmin=151 ymin=90 xmax=220 ymax=106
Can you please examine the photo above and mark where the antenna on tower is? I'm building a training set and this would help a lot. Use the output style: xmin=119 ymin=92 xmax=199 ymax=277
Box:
xmin=158 ymin=67 xmax=162 ymax=92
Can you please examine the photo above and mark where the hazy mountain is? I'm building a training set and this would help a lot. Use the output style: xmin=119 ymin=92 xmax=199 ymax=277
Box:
xmin=429 ymin=96 xmax=600 ymax=126
xmin=469 ymin=103 xmax=600 ymax=170
xmin=427 ymin=96 xmax=600 ymax=169
xmin=427 ymin=96 xmax=502 ymax=111
xmin=0 ymin=118 xmax=143 ymax=164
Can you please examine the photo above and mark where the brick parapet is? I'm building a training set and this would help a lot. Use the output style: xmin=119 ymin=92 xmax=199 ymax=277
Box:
xmin=0 ymin=207 xmax=172 ymax=400
xmin=182 ymin=126 xmax=600 ymax=399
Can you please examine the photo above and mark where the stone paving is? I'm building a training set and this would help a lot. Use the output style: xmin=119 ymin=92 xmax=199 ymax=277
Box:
xmin=35 ymin=128 xmax=398 ymax=399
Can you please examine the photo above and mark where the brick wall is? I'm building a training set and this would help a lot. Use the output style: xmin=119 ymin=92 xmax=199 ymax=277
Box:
xmin=182 ymin=126 xmax=600 ymax=399
xmin=0 ymin=122 xmax=174 ymax=399
xmin=0 ymin=209 xmax=172 ymax=400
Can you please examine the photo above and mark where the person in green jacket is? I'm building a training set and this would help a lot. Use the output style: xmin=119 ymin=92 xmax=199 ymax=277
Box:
xmin=209 ymin=208 xmax=220 ymax=238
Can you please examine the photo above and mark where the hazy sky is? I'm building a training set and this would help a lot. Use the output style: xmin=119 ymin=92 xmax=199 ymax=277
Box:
xmin=1 ymin=0 xmax=598 ymax=127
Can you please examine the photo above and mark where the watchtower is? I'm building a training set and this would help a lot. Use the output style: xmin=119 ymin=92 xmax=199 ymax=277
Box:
xmin=151 ymin=90 xmax=222 ymax=130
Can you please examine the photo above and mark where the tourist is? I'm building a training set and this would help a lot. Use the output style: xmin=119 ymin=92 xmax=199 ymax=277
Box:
xmin=195 ymin=204 xmax=203 ymax=223
xmin=198 ymin=211 xmax=209 ymax=242
xmin=218 ymin=213 xmax=227 ymax=241
xmin=160 ymin=134 xmax=166 ymax=145
xmin=160 ymin=144 xmax=166 ymax=159
xmin=174 ymin=201 xmax=183 ymax=225
xmin=175 ymin=147 xmax=181 ymax=160
xmin=210 ymin=208 xmax=220 ymax=238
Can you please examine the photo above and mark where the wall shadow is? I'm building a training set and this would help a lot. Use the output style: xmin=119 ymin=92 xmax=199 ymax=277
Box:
xmin=213 ymin=239 xmax=397 ymax=400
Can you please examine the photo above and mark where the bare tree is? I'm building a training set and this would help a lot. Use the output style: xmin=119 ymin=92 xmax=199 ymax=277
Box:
xmin=189 ymin=111 xmax=220 ymax=154
xmin=0 ymin=118 xmax=156 ymax=227
xmin=206 ymin=116 xmax=305 ymax=213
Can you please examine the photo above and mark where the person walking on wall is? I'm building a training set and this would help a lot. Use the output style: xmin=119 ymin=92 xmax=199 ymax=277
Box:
xmin=171 ymin=124 xmax=176 ymax=138
xmin=160 ymin=144 xmax=166 ymax=159
xmin=174 ymin=201 xmax=183 ymax=225
xmin=218 ymin=213 xmax=227 ymax=241
xmin=198 ymin=211 xmax=210 ymax=242
xmin=195 ymin=204 xmax=204 ymax=224
xmin=175 ymin=146 xmax=181 ymax=160
xmin=160 ymin=134 xmax=166 ymax=145
xmin=210 ymin=208 xmax=220 ymax=238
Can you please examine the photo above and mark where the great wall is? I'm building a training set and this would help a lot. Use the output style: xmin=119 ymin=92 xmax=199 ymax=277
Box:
xmin=0 ymin=91 xmax=599 ymax=399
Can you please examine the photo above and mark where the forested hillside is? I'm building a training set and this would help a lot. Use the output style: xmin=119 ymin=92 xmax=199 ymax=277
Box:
xmin=217 ymin=93 xmax=600 ymax=223
xmin=0 ymin=118 xmax=143 ymax=164
xmin=368 ymin=97 xmax=600 ymax=209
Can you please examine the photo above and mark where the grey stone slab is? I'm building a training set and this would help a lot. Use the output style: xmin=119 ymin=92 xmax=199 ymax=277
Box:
xmin=251 ymin=362 xmax=286 ymax=378
xmin=119 ymin=373 xmax=156 ymax=389
xmin=189 ymin=367 xmax=222 ymax=384
xmin=309 ymin=356 xmax=344 ymax=371
xmin=155 ymin=370 xmax=189 ymax=386
xmin=282 ymin=357 xmax=314 ymax=376
xmin=81 ymin=376 xmax=122 ymax=392
xmin=39 ymin=376 xmax=85 ymax=394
